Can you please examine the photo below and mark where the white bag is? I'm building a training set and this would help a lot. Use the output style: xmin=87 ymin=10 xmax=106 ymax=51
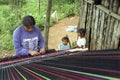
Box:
xmin=51 ymin=10 xmax=58 ymax=23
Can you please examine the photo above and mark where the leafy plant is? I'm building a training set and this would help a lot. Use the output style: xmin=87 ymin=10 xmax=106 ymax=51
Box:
xmin=0 ymin=34 xmax=13 ymax=51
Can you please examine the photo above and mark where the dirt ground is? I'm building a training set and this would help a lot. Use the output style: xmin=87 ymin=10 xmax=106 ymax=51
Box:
xmin=0 ymin=16 xmax=79 ymax=58
xmin=48 ymin=16 xmax=79 ymax=50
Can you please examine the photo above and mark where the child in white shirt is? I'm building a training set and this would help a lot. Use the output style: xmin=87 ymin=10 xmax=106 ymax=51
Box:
xmin=76 ymin=28 xmax=86 ymax=48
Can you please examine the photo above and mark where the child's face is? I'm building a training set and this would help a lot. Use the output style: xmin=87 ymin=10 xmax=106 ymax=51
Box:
xmin=62 ymin=40 xmax=68 ymax=45
xmin=77 ymin=33 xmax=82 ymax=38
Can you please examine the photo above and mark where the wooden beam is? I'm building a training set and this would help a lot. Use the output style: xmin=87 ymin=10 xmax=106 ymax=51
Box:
xmin=96 ymin=5 xmax=109 ymax=14
xmin=96 ymin=5 xmax=120 ymax=20
xmin=84 ymin=0 xmax=93 ymax=4
xmin=110 ymin=12 xmax=120 ymax=21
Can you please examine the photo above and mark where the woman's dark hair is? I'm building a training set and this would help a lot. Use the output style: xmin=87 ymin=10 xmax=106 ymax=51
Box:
xmin=62 ymin=36 xmax=69 ymax=42
xmin=22 ymin=15 xmax=36 ymax=27
xmin=77 ymin=28 xmax=86 ymax=37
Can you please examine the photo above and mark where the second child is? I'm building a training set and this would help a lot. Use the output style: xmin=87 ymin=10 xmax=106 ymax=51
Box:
xmin=58 ymin=36 xmax=70 ymax=50
xmin=76 ymin=28 xmax=86 ymax=48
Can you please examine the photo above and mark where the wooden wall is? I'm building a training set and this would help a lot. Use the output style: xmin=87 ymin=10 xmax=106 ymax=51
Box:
xmin=78 ymin=0 xmax=120 ymax=50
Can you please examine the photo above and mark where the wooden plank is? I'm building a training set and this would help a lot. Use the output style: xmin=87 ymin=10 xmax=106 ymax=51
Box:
xmin=96 ymin=5 xmax=110 ymax=14
xmin=78 ymin=0 xmax=84 ymax=29
xmin=82 ymin=1 xmax=88 ymax=28
xmin=99 ymin=12 xmax=105 ymax=49
xmin=101 ymin=13 xmax=108 ymax=49
xmin=112 ymin=20 xmax=119 ymax=48
xmin=79 ymin=0 xmax=85 ymax=28
xmin=85 ymin=4 xmax=90 ymax=48
xmin=110 ymin=12 xmax=120 ymax=21
xmin=68 ymin=48 xmax=88 ymax=52
xmin=90 ymin=6 xmax=97 ymax=50
xmin=108 ymin=17 xmax=115 ymax=49
xmin=96 ymin=10 xmax=103 ymax=50
xmin=94 ymin=8 xmax=99 ymax=50
xmin=105 ymin=16 xmax=111 ymax=49
xmin=86 ymin=4 xmax=94 ymax=50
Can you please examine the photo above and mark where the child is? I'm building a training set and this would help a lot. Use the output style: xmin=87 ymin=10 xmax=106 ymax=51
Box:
xmin=76 ymin=28 xmax=86 ymax=48
xmin=58 ymin=36 xmax=70 ymax=50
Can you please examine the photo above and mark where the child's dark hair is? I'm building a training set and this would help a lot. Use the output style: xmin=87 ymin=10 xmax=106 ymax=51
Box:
xmin=22 ymin=15 xmax=36 ymax=28
xmin=77 ymin=28 xmax=86 ymax=37
xmin=62 ymin=36 xmax=69 ymax=42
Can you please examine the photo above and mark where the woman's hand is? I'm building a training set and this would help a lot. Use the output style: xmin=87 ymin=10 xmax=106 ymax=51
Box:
xmin=28 ymin=50 xmax=38 ymax=56
xmin=39 ymin=48 xmax=46 ymax=54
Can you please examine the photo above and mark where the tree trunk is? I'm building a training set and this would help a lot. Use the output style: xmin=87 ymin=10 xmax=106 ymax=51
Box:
xmin=9 ymin=0 xmax=22 ymax=20
xmin=38 ymin=0 xmax=40 ymax=15
xmin=44 ymin=0 xmax=52 ymax=49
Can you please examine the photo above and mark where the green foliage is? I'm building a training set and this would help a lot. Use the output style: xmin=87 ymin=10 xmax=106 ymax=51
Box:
xmin=0 ymin=34 xmax=13 ymax=51
xmin=61 ymin=4 xmax=76 ymax=17
xmin=52 ymin=0 xmax=80 ymax=20
xmin=9 ymin=0 xmax=26 ymax=10
xmin=1 ymin=9 xmax=21 ymax=34
xmin=0 ymin=0 xmax=9 ymax=5
xmin=0 ymin=5 xmax=21 ymax=51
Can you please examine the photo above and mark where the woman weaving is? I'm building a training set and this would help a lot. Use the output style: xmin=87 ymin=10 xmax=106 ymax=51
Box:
xmin=13 ymin=15 xmax=46 ymax=56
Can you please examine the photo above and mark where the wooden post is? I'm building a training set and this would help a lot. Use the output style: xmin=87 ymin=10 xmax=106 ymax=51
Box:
xmin=86 ymin=4 xmax=94 ymax=50
xmin=44 ymin=0 xmax=52 ymax=49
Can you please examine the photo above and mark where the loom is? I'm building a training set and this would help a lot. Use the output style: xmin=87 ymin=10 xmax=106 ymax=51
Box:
xmin=0 ymin=49 xmax=120 ymax=80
